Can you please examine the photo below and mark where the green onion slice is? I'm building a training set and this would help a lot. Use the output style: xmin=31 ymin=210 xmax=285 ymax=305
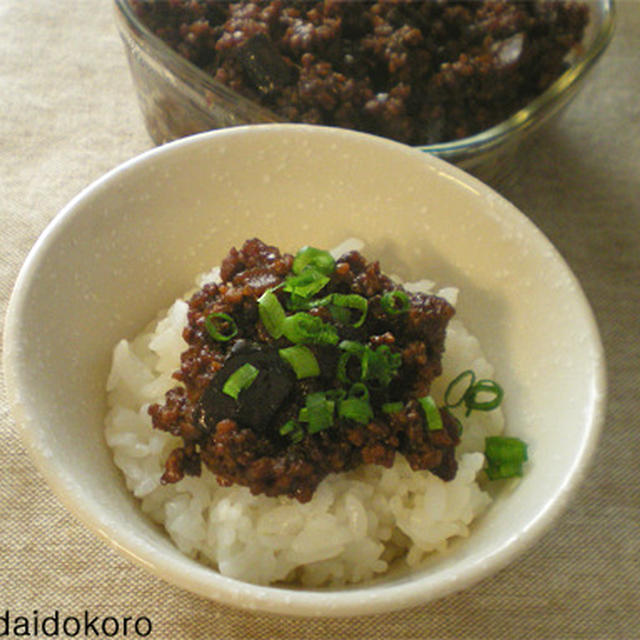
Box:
xmin=304 ymin=392 xmax=334 ymax=434
xmin=329 ymin=305 xmax=351 ymax=324
xmin=293 ymin=246 xmax=335 ymax=276
xmin=291 ymin=429 xmax=304 ymax=443
xmin=278 ymin=345 xmax=320 ymax=379
xmin=348 ymin=382 xmax=370 ymax=401
xmin=287 ymin=293 xmax=332 ymax=311
xmin=279 ymin=420 xmax=296 ymax=435
xmin=326 ymin=388 xmax=347 ymax=403
xmin=444 ymin=369 xmax=476 ymax=408
xmin=338 ymin=397 xmax=373 ymax=424
xmin=258 ymin=289 xmax=285 ymax=338
xmin=288 ymin=292 xmax=367 ymax=328
xmin=337 ymin=351 xmax=361 ymax=384
xmin=283 ymin=268 xmax=330 ymax=299
xmin=204 ymin=312 xmax=238 ymax=342
xmin=337 ymin=340 xmax=401 ymax=387
xmin=222 ymin=363 xmax=259 ymax=400
xmin=484 ymin=436 xmax=528 ymax=480
xmin=444 ymin=370 xmax=504 ymax=416
xmin=339 ymin=340 xmax=366 ymax=355
xmin=282 ymin=313 xmax=339 ymax=345
xmin=381 ymin=290 xmax=410 ymax=315
xmin=279 ymin=419 xmax=305 ymax=443
xmin=329 ymin=294 xmax=368 ymax=328
xmin=463 ymin=379 xmax=504 ymax=417
xmin=337 ymin=341 xmax=366 ymax=384
xmin=418 ymin=395 xmax=444 ymax=431
xmin=364 ymin=345 xmax=402 ymax=387
xmin=382 ymin=401 xmax=404 ymax=414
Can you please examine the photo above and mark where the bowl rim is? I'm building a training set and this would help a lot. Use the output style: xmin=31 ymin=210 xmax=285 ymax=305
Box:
xmin=112 ymin=0 xmax=616 ymax=160
xmin=3 ymin=124 xmax=607 ymax=617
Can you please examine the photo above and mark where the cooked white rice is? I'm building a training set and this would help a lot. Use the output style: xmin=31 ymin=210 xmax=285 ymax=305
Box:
xmin=104 ymin=241 xmax=504 ymax=587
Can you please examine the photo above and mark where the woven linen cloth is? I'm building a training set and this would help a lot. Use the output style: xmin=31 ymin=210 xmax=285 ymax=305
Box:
xmin=1 ymin=2 xmax=638 ymax=638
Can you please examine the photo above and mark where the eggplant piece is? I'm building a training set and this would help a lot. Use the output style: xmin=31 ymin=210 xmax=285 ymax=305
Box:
xmin=237 ymin=33 xmax=293 ymax=96
xmin=194 ymin=342 xmax=295 ymax=435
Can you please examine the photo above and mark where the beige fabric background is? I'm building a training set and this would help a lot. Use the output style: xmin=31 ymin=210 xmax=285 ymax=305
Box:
xmin=1 ymin=2 xmax=638 ymax=638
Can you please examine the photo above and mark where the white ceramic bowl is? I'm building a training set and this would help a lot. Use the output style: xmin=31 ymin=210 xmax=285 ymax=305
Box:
xmin=3 ymin=125 xmax=606 ymax=617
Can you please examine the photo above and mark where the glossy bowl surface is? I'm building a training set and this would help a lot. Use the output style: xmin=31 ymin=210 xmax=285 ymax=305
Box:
xmin=114 ymin=0 xmax=615 ymax=181
xmin=3 ymin=125 xmax=606 ymax=616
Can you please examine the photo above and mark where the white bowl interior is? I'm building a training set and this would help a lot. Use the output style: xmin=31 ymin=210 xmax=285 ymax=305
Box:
xmin=3 ymin=125 xmax=605 ymax=616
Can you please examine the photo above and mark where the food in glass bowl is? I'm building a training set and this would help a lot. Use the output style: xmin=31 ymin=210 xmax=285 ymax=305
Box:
xmin=105 ymin=238 xmax=525 ymax=586
xmin=125 ymin=0 xmax=591 ymax=147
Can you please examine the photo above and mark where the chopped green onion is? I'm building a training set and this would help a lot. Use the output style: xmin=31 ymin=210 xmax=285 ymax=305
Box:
xmin=287 ymin=293 xmax=332 ymax=311
xmin=348 ymin=382 xmax=369 ymax=401
xmin=279 ymin=345 xmax=320 ymax=379
xmin=283 ymin=267 xmax=330 ymax=299
xmin=279 ymin=419 xmax=305 ymax=443
xmin=258 ymin=289 xmax=285 ymax=338
xmin=287 ymin=294 xmax=308 ymax=311
xmin=418 ymin=395 xmax=444 ymax=431
xmin=365 ymin=345 xmax=402 ymax=387
xmin=298 ymin=398 xmax=336 ymax=425
xmin=444 ymin=370 xmax=504 ymax=417
xmin=293 ymin=246 xmax=335 ymax=276
xmin=337 ymin=351 xmax=361 ymax=384
xmin=487 ymin=461 xmax=522 ymax=479
xmin=329 ymin=305 xmax=352 ymax=324
xmin=337 ymin=340 xmax=401 ymax=387
xmin=326 ymin=388 xmax=347 ymax=403
xmin=282 ymin=313 xmax=339 ymax=345
xmin=204 ymin=312 xmax=238 ymax=342
xmin=382 ymin=401 xmax=404 ymax=414
xmin=444 ymin=370 xmax=476 ymax=408
xmin=329 ymin=294 xmax=368 ymax=328
xmin=279 ymin=420 xmax=296 ymax=435
xmin=381 ymin=290 xmax=410 ymax=315
xmin=339 ymin=340 xmax=366 ymax=355
xmin=305 ymin=392 xmax=334 ymax=434
xmin=288 ymin=292 xmax=367 ymax=328
xmin=484 ymin=436 xmax=528 ymax=480
xmin=463 ymin=379 xmax=504 ymax=417
xmin=485 ymin=437 xmax=528 ymax=462
xmin=337 ymin=341 xmax=366 ymax=385
xmin=222 ymin=363 xmax=259 ymax=400
xmin=338 ymin=397 xmax=373 ymax=424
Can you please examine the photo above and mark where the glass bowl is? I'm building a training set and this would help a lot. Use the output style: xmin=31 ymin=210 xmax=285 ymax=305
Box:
xmin=114 ymin=0 xmax=615 ymax=182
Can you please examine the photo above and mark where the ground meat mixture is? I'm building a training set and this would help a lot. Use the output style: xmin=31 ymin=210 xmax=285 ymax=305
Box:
xmin=150 ymin=239 xmax=458 ymax=502
xmin=130 ymin=1 xmax=589 ymax=145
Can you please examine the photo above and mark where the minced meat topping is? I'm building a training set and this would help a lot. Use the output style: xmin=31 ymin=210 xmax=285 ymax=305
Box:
xmin=149 ymin=238 xmax=458 ymax=502
xmin=130 ymin=0 xmax=589 ymax=145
